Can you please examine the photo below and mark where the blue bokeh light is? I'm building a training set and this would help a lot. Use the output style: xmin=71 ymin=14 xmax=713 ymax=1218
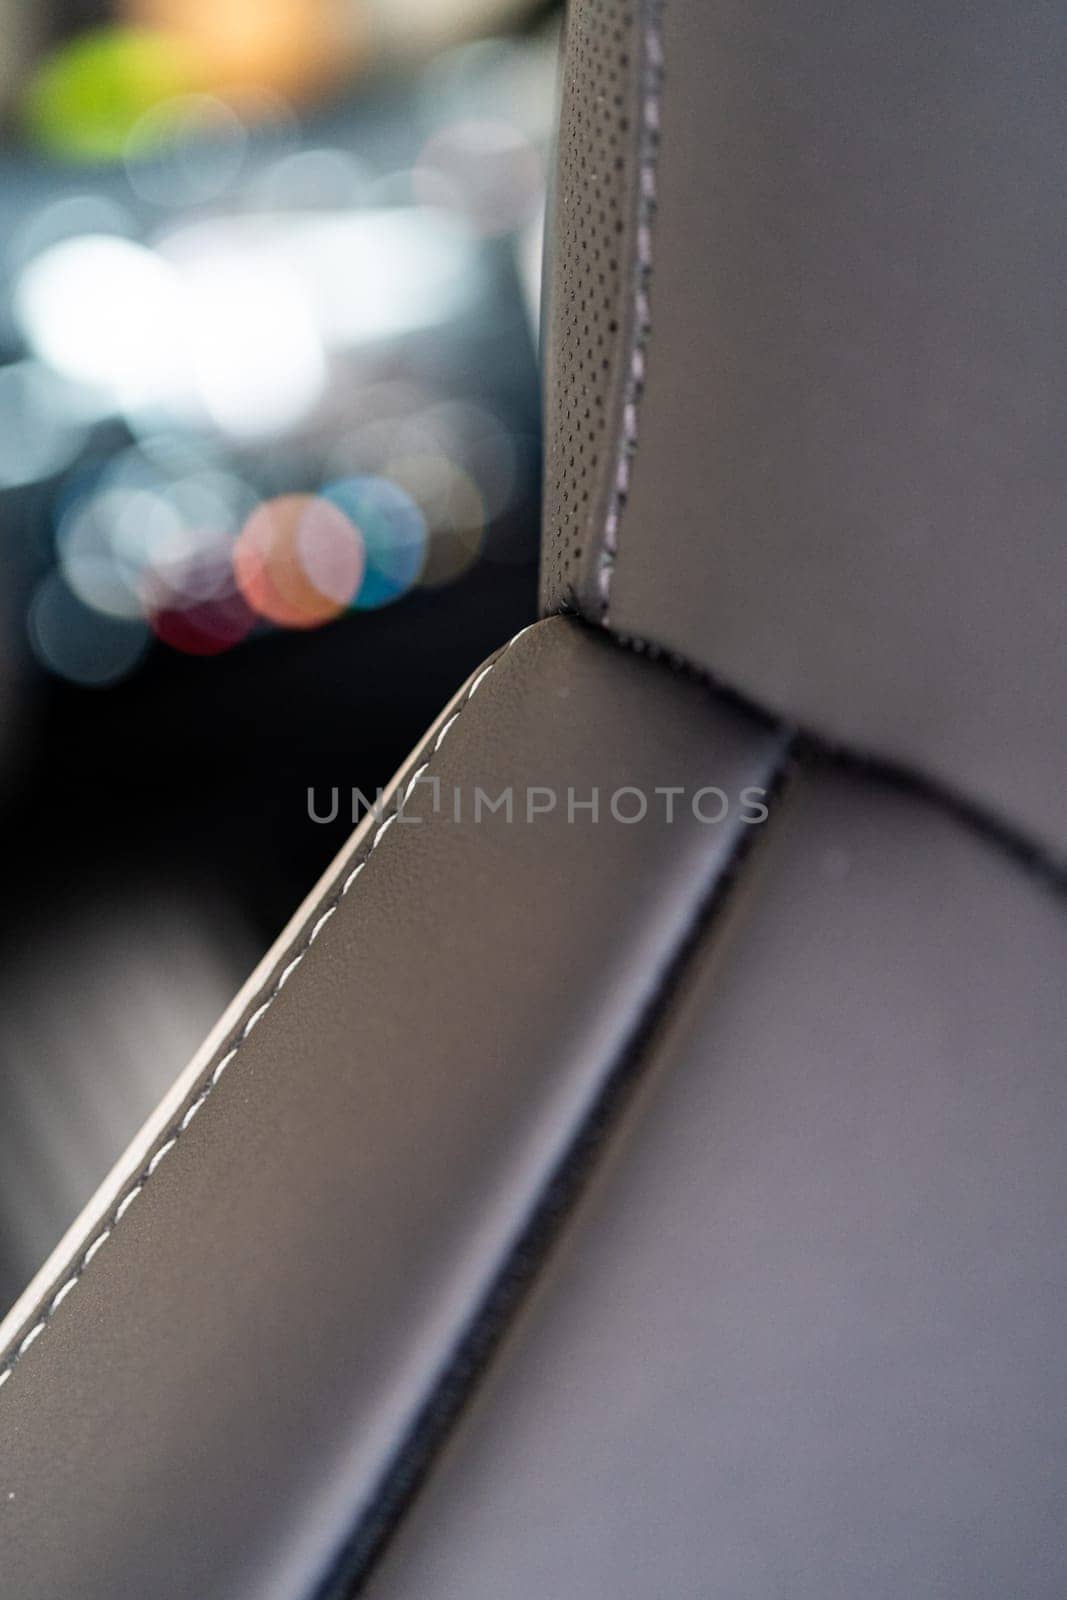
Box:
xmin=322 ymin=475 xmax=427 ymax=609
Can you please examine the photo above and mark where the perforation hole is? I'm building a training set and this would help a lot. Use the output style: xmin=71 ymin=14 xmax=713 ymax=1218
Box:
xmin=542 ymin=0 xmax=641 ymax=611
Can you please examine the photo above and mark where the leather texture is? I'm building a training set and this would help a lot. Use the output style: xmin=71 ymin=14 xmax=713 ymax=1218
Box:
xmin=2 ymin=3 xmax=1066 ymax=1595
xmin=540 ymin=0 xmax=649 ymax=612
xmin=0 ymin=617 xmax=782 ymax=1600
xmin=542 ymin=0 xmax=1067 ymax=860
xmin=367 ymin=761 xmax=1067 ymax=1600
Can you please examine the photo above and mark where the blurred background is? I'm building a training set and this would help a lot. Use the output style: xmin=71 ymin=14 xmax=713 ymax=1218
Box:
xmin=0 ymin=0 xmax=559 ymax=1306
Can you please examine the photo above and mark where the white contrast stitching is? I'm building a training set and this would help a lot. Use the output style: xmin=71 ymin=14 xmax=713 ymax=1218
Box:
xmin=0 ymin=622 xmax=538 ymax=1395
xmin=242 ymin=1002 xmax=271 ymax=1038
xmin=308 ymin=906 xmax=337 ymax=941
xmin=114 ymin=1186 xmax=142 ymax=1222
xmin=369 ymin=813 xmax=397 ymax=850
xmin=17 ymin=1325 xmax=43 ymax=1357
xmin=596 ymin=6 xmax=664 ymax=622
xmin=432 ymin=713 xmax=460 ymax=754
xmin=179 ymin=1094 xmax=207 ymax=1131
xmin=210 ymin=1048 xmax=237 ymax=1086
xmin=402 ymin=762 xmax=430 ymax=807
xmin=146 ymin=1141 xmax=176 ymax=1177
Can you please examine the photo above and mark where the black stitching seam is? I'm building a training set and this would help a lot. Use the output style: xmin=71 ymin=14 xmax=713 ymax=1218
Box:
xmin=327 ymin=728 xmax=796 ymax=1600
xmin=0 ymin=611 xmax=792 ymax=1600
xmin=592 ymin=620 xmax=1067 ymax=897
xmin=553 ymin=0 xmax=1066 ymax=896
xmin=332 ymin=607 xmax=1065 ymax=1594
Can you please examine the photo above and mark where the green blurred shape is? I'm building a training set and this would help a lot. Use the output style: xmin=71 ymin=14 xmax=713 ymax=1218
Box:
xmin=22 ymin=27 xmax=197 ymax=164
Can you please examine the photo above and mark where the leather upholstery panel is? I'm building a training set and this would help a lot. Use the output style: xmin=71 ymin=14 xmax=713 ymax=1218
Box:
xmin=543 ymin=0 xmax=1067 ymax=856
xmin=0 ymin=617 xmax=781 ymax=1600
xmin=540 ymin=0 xmax=653 ymax=612
xmin=367 ymin=763 xmax=1067 ymax=1599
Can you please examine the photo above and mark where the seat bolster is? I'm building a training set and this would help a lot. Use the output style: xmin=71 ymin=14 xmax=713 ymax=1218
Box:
xmin=0 ymin=614 xmax=783 ymax=1600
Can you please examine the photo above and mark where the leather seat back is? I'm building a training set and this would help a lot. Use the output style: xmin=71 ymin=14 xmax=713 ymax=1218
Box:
xmin=543 ymin=0 xmax=1067 ymax=858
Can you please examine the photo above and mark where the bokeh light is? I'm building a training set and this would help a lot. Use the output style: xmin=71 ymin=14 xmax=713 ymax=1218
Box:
xmin=13 ymin=208 xmax=481 ymax=442
xmin=29 ymin=571 xmax=150 ymax=687
xmin=420 ymin=36 xmax=559 ymax=146
xmin=158 ymin=224 xmax=326 ymax=438
xmin=49 ymin=445 xmax=265 ymax=662
xmin=415 ymin=399 xmax=518 ymax=521
xmin=56 ymin=491 xmax=147 ymax=621
xmin=21 ymin=27 xmax=199 ymax=163
xmin=234 ymin=494 xmax=365 ymax=628
xmin=322 ymin=477 xmax=428 ymax=609
xmin=148 ymin=592 xmax=256 ymax=656
xmin=386 ymin=453 xmax=485 ymax=589
xmin=248 ymin=147 xmax=369 ymax=213
xmin=240 ymin=206 xmax=480 ymax=347
xmin=124 ymin=94 xmax=248 ymax=206
xmin=4 ymin=8 xmax=551 ymax=681
xmin=13 ymin=233 xmax=186 ymax=405
xmin=125 ymin=0 xmax=359 ymax=104
xmin=0 ymin=363 xmax=88 ymax=490
xmin=104 ymin=434 xmax=241 ymax=501
xmin=413 ymin=118 xmax=542 ymax=236
xmin=7 ymin=194 xmax=136 ymax=280
xmin=100 ymin=487 xmax=196 ymax=600
xmin=145 ymin=545 xmax=256 ymax=655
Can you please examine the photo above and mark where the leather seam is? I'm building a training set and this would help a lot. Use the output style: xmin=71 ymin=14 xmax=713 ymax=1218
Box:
xmin=325 ymin=733 xmax=796 ymax=1598
xmin=595 ymin=619 xmax=1067 ymax=894
xmin=0 ymin=622 xmax=539 ymax=1397
xmin=595 ymin=0 xmax=664 ymax=623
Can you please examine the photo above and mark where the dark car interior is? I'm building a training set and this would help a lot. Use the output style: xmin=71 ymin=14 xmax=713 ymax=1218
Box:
xmin=1 ymin=2 xmax=1066 ymax=1597
xmin=0 ymin=0 xmax=551 ymax=1308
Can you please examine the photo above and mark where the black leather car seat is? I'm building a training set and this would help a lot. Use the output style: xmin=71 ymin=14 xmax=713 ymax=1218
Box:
xmin=2 ymin=2 xmax=1065 ymax=1596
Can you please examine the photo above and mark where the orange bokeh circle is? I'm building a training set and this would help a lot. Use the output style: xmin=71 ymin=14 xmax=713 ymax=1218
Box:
xmin=233 ymin=493 xmax=364 ymax=629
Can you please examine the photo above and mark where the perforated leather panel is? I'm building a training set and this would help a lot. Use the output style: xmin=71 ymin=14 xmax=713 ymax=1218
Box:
xmin=541 ymin=0 xmax=651 ymax=613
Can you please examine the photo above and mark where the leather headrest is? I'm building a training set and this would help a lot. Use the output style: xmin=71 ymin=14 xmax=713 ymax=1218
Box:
xmin=542 ymin=0 xmax=1067 ymax=858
